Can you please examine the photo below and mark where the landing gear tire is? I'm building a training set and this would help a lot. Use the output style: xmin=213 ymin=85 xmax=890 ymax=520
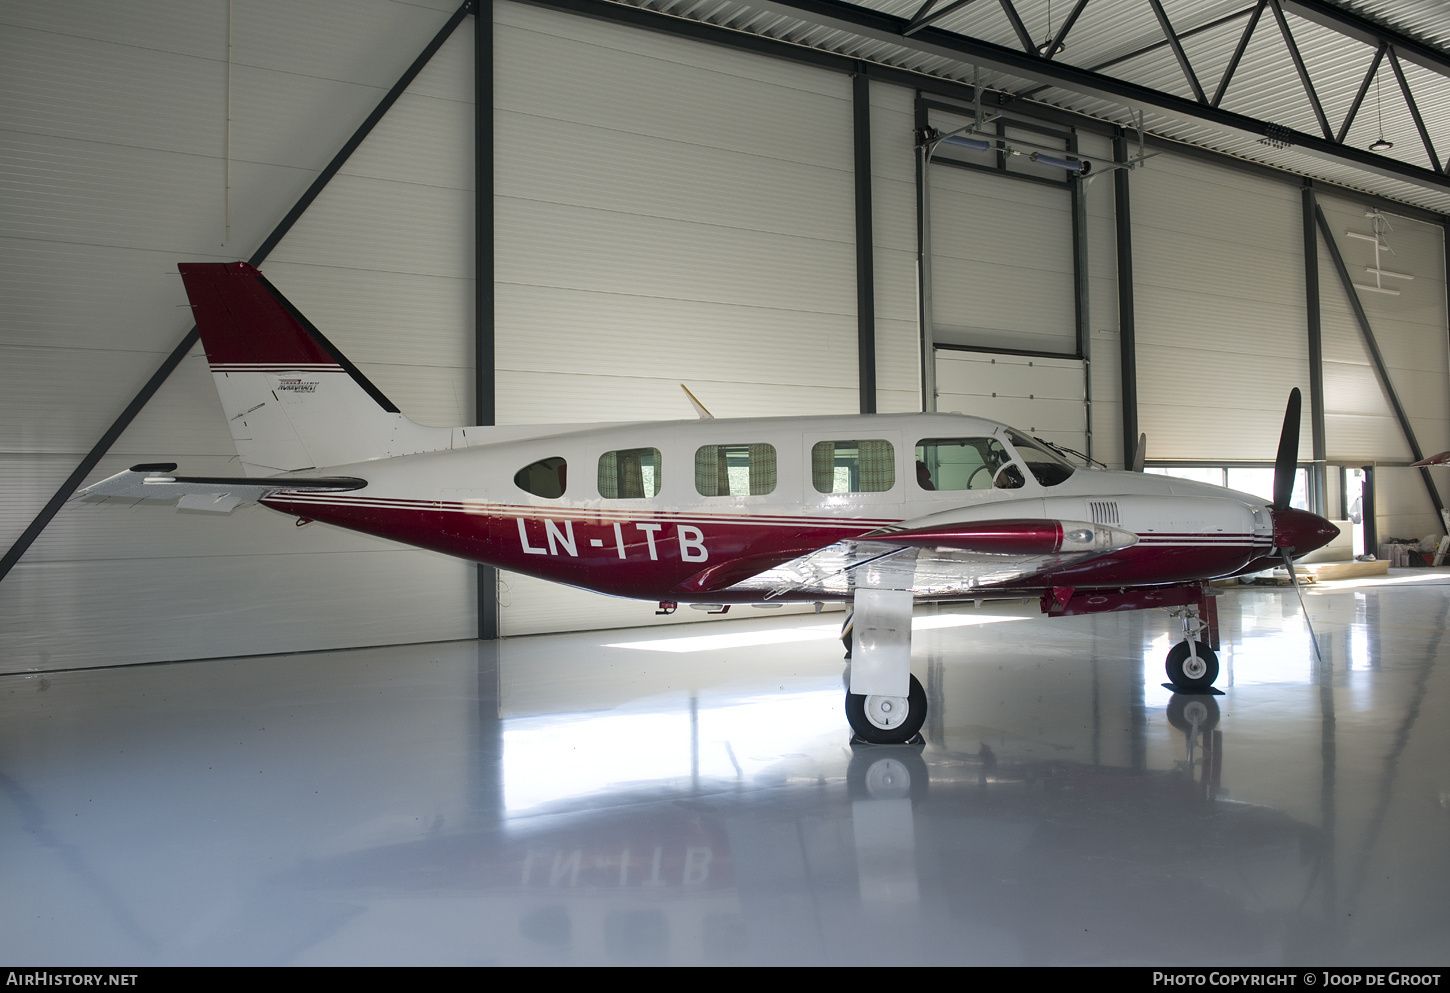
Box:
xmin=841 ymin=611 xmax=853 ymax=659
xmin=1166 ymin=693 xmax=1220 ymax=733
xmin=1166 ymin=641 xmax=1219 ymax=691
xmin=846 ymin=673 xmax=927 ymax=744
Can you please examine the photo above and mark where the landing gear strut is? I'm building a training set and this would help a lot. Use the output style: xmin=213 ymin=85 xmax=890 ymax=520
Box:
xmin=1165 ymin=600 xmax=1220 ymax=691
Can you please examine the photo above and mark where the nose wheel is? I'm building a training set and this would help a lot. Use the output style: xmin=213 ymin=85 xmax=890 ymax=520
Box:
xmin=1166 ymin=640 xmax=1219 ymax=691
xmin=846 ymin=673 xmax=927 ymax=744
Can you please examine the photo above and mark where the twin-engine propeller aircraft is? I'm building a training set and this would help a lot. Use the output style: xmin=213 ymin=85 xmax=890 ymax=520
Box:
xmin=79 ymin=262 xmax=1339 ymax=743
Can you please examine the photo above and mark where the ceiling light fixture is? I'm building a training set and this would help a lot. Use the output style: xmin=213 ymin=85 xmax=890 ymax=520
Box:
xmin=1037 ymin=0 xmax=1064 ymax=56
xmin=1369 ymin=68 xmax=1393 ymax=151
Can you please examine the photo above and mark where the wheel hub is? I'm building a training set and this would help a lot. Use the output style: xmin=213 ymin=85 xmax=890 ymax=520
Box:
xmin=1182 ymin=653 xmax=1207 ymax=680
xmin=864 ymin=694 xmax=908 ymax=730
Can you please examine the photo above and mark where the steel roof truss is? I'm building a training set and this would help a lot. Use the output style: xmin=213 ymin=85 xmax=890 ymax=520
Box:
xmin=1388 ymin=48 xmax=1443 ymax=176
xmin=1148 ymin=0 xmax=1207 ymax=104
xmin=1335 ymin=43 xmax=1386 ymax=145
xmin=996 ymin=0 xmax=1034 ymax=53
xmin=1044 ymin=0 xmax=1090 ymax=63
xmin=904 ymin=0 xmax=974 ymax=38
xmin=1212 ymin=0 xmax=1265 ymax=109
xmin=1268 ymin=0 xmax=1332 ymax=141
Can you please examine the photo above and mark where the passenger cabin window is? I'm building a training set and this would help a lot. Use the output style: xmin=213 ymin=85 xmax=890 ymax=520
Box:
xmin=695 ymin=444 xmax=777 ymax=496
xmin=915 ymin=437 xmax=1015 ymax=491
xmin=1005 ymin=430 xmax=1075 ymax=486
xmin=812 ymin=440 xmax=894 ymax=494
xmin=598 ymin=447 xmax=661 ymax=499
xmin=514 ymin=456 xmax=567 ymax=499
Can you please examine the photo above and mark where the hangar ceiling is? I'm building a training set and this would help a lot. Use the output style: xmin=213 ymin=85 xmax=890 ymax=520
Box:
xmin=600 ymin=0 xmax=1450 ymax=215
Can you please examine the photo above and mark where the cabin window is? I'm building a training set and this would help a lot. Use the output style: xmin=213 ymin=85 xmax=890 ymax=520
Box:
xmin=598 ymin=447 xmax=661 ymax=499
xmin=811 ymin=440 xmax=894 ymax=494
xmin=514 ymin=456 xmax=567 ymax=499
xmin=695 ymin=444 xmax=777 ymax=496
xmin=914 ymin=437 xmax=1014 ymax=491
xmin=1004 ymin=430 xmax=1075 ymax=486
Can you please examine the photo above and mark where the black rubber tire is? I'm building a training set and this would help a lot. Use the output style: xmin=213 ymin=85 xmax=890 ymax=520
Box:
xmin=1166 ymin=693 xmax=1221 ymax=733
xmin=845 ymin=673 xmax=928 ymax=744
xmin=1165 ymin=641 xmax=1219 ymax=691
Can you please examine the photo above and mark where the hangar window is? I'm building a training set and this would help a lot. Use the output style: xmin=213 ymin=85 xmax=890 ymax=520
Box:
xmin=695 ymin=444 xmax=776 ymax=496
xmin=915 ymin=437 xmax=1013 ymax=491
xmin=812 ymin=440 xmax=894 ymax=494
xmin=514 ymin=456 xmax=567 ymax=499
xmin=598 ymin=448 xmax=661 ymax=499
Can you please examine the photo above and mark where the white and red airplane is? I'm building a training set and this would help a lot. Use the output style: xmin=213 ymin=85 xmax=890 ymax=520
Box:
xmin=79 ymin=262 xmax=1338 ymax=743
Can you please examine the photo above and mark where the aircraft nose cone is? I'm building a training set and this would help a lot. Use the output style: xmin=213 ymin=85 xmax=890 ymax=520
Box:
xmin=1272 ymin=507 xmax=1340 ymax=555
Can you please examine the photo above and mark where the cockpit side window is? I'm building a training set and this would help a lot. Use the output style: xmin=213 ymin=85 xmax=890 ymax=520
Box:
xmin=598 ymin=448 xmax=661 ymax=499
xmin=915 ymin=437 xmax=1013 ymax=491
xmin=514 ymin=456 xmax=567 ymax=499
xmin=1004 ymin=430 xmax=1075 ymax=486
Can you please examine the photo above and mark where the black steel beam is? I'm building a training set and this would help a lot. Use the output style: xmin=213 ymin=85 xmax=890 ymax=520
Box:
xmin=692 ymin=0 xmax=1450 ymax=195
xmin=996 ymin=0 xmax=1034 ymax=53
xmin=0 ymin=0 xmax=475 ymax=586
xmin=1213 ymin=1 xmax=1265 ymax=108
xmin=1388 ymin=48 xmax=1443 ymax=176
xmin=1281 ymin=0 xmax=1450 ymax=81
xmin=1045 ymin=0 xmax=1091 ymax=63
xmin=512 ymin=0 xmax=1449 ymax=219
xmin=474 ymin=1 xmax=499 ymax=641
xmin=1303 ymin=184 xmax=1327 ymax=516
xmin=1148 ymin=0 xmax=1207 ymax=104
xmin=1315 ymin=204 xmax=1446 ymax=524
xmin=1269 ymin=0 xmax=1332 ymax=141
xmin=1113 ymin=132 xmax=1138 ymax=471
xmin=1335 ymin=44 xmax=1385 ymax=145
xmin=854 ymin=70 xmax=877 ymax=414
xmin=904 ymin=0 xmax=974 ymax=38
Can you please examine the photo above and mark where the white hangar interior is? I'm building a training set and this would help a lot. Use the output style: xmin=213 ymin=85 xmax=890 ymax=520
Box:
xmin=3 ymin=0 xmax=1450 ymax=967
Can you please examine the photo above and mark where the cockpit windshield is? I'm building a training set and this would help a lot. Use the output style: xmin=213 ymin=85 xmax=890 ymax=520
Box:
xmin=1004 ymin=430 xmax=1075 ymax=486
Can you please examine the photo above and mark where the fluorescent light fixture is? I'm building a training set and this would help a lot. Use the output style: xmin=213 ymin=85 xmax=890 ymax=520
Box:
xmin=1369 ymin=137 xmax=1394 ymax=151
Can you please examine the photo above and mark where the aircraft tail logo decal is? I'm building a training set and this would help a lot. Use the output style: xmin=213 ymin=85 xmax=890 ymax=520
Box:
xmin=178 ymin=262 xmax=450 ymax=474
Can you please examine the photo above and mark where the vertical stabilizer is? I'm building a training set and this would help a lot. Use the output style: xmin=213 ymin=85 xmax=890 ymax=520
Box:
xmin=179 ymin=262 xmax=452 ymax=474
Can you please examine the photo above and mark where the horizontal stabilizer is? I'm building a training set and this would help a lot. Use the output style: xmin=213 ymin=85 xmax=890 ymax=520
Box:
xmin=75 ymin=465 xmax=366 ymax=514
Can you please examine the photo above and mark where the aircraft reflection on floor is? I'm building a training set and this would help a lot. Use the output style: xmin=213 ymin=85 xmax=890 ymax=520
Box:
xmin=295 ymin=722 xmax=1316 ymax=966
xmin=6 ymin=583 xmax=1449 ymax=965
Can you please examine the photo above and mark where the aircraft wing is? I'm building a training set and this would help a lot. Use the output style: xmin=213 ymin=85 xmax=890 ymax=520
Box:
xmin=74 ymin=463 xmax=366 ymax=514
xmin=721 ymin=517 xmax=1139 ymax=599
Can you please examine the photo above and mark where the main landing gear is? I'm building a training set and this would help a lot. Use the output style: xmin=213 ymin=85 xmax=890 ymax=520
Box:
xmin=841 ymin=591 xmax=928 ymax=744
xmin=1165 ymin=600 xmax=1220 ymax=692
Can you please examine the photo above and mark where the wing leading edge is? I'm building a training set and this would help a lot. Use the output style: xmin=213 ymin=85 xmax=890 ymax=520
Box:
xmin=723 ymin=517 xmax=1139 ymax=599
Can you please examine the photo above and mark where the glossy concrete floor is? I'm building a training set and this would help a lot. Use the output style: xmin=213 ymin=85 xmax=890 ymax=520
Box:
xmin=4 ymin=574 xmax=1450 ymax=967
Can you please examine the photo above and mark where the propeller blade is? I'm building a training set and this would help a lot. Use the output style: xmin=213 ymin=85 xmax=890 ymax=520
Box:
xmin=1132 ymin=433 xmax=1147 ymax=473
xmin=1282 ymin=548 xmax=1324 ymax=665
xmin=1273 ymin=389 xmax=1302 ymax=512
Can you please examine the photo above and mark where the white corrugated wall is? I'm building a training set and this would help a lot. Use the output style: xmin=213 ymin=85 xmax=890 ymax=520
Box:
xmin=1315 ymin=193 xmax=1450 ymax=539
xmin=0 ymin=0 xmax=477 ymax=672
xmin=491 ymin=3 xmax=862 ymax=635
xmin=1130 ymin=150 xmax=1314 ymax=462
